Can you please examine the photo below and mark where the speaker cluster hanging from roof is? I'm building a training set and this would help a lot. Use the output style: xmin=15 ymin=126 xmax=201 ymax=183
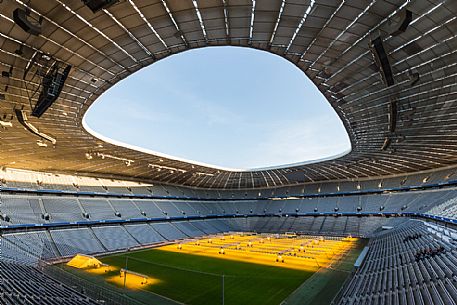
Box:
xmin=12 ymin=3 xmax=72 ymax=118
xmin=369 ymin=8 xmax=414 ymax=152
xmin=12 ymin=7 xmax=42 ymax=36
xmin=20 ymin=52 xmax=71 ymax=118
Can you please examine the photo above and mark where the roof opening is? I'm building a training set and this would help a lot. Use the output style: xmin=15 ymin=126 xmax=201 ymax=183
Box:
xmin=84 ymin=46 xmax=351 ymax=170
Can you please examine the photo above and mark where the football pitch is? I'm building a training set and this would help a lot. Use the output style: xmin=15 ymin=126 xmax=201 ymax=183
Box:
xmin=64 ymin=233 xmax=365 ymax=305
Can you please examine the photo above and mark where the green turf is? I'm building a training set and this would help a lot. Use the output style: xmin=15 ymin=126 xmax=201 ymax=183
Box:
xmin=282 ymin=239 xmax=368 ymax=305
xmin=62 ymin=239 xmax=365 ymax=305
xmin=99 ymin=249 xmax=313 ymax=305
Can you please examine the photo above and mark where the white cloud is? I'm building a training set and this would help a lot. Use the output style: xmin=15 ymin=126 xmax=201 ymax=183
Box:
xmin=242 ymin=116 xmax=351 ymax=169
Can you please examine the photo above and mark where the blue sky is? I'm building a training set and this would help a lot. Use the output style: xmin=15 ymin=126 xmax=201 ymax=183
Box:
xmin=84 ymin=46 xmax=351 ymax=170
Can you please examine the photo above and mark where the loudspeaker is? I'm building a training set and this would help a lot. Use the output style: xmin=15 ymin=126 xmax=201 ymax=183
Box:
xmin=388 ymin=9 xmax=413 ymax=36
xmin=32 ymin=64 xmax=71 ymax=117
xmin=82 ymin=0 xmax=119 ymax=13
xmin=370 ymin=36 xmax=395 ymax=86
xmin=13 ymin=8 xmax=42 ymax=36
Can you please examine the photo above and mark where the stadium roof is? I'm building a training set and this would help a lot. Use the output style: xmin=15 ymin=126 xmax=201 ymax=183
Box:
xmin=0 ymin=0 xmax=456 ymax=189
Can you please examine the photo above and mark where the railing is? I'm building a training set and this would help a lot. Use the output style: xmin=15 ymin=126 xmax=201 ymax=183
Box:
xmin=3 ymin=211 xmax=450 ymax=233
xmin=39 ymin=261 xmax=145 ymax=305
xmin=2 ymin=176 xmax=457 ymax=202
xmin=2 ymin=232 xmax=178 ymax=305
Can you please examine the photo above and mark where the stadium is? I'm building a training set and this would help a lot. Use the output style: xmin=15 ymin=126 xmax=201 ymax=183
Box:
xmin=0 ymin=0 xmax=457 ymax=304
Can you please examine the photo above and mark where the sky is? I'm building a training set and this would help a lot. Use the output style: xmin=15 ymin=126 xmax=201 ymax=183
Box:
xmin=84 ymin=46 xmax=351 ymax=170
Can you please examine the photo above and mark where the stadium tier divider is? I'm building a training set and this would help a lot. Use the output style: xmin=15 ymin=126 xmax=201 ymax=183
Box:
xmin=4 ymin=187 xmax=457 ymax=230
xmin=3 ymin=169 xmax=457 ymax=207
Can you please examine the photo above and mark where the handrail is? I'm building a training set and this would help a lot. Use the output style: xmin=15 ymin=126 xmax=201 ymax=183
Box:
xmin=2 ymin=177 xmax=457 ymax=201
xmin=2 ymin=212 xmax=457 ymax=233
xmin=40 ymin=263 xmax=146 ymax=305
